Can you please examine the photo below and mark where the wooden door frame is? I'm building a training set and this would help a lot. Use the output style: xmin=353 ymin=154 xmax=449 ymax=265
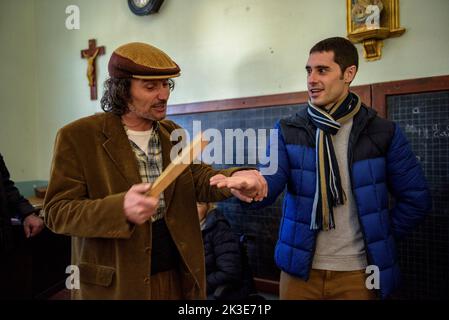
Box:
xmin=372 ymin=75 xmax=449 ymax=118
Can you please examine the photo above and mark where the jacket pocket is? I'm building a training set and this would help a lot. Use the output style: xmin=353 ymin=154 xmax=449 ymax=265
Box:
xmin=78 ymin=262 xmax=115 ymax=287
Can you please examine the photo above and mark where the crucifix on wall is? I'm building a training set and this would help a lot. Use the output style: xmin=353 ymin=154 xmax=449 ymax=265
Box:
xmin=81 ymin=39 xmax=105 ymax=100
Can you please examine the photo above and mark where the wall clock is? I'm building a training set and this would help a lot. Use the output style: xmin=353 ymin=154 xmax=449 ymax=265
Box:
xmin=128 ymin=0 xmax=164 ymax=16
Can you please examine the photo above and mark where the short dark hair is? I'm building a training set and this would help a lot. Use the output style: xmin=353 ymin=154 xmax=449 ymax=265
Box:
xmin=100 ymin=78 xmax=175 ymax=115
xmin=309 ymin=37 xmax=359 ymax=74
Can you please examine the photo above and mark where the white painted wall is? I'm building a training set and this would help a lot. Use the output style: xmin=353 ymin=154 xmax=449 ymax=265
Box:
xmin=0 ymin=0 xmax=37 ymax=180
xmin=1 ymin=0 xmax=448 ymax=180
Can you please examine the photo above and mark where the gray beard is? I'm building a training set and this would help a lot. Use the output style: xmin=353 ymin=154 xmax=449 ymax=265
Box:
xmin=128 ymin=104 xmax=159 ymax=121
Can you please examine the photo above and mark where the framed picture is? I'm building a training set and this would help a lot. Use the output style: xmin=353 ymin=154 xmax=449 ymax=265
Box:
xmin=346 ymin=0 xmax=405 ymax=60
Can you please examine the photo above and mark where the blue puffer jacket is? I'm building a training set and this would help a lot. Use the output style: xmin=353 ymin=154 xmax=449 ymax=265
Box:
xmin=256 ymin=105 xmax=431 ymax=299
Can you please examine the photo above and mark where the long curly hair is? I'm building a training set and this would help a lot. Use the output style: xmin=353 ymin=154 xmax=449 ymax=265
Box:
xmin=100 ymin=78 xmax=176 ymax=116
xmin=100 ymin=78 xmax=132 ymax=116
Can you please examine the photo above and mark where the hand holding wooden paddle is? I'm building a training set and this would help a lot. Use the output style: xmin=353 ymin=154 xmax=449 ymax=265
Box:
xmin=123 ymin=132 xmax=268 ymax=224
xmin=124 ymin=133 xmax=206 ymax=225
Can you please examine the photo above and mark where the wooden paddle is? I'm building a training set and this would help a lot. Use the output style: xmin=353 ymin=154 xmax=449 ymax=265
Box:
xmin=146 ymin=133 xmax=208 ymax=198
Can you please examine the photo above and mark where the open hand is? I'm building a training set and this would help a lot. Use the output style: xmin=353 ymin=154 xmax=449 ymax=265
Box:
xmin=210 ymin=170 xmax=268 ymax=203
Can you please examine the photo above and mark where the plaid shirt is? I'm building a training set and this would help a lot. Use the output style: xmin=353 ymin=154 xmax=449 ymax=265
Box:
xmin=126 ymin=122 xmax=166 ymax=222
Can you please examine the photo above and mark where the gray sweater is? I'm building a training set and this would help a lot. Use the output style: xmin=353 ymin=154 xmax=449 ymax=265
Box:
xmin=312 ymin=118 xmax=368 ymax=271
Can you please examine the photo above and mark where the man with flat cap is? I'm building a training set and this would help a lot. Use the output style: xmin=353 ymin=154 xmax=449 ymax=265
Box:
xmin=43 ymin=42 xmax=267 ymax=300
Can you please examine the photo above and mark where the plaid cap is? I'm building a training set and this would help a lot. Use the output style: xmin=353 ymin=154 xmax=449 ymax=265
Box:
xmin=108 ymin=42 xmax=180 ymax=79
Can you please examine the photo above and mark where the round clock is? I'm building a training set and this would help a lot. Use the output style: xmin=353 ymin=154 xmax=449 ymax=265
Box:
xmin=128 ymin=0 xmax=165 ymax=16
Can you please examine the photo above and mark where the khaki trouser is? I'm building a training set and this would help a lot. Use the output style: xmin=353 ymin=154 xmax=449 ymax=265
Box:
xmin=280 ymin=269 xmax=377 ymax=300
xmin=150 ymin=269 xmax=183 ymax=300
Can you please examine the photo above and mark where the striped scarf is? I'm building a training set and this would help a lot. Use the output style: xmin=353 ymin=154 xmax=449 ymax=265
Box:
xmin=307 ymin=92 xmax=361 ymax=231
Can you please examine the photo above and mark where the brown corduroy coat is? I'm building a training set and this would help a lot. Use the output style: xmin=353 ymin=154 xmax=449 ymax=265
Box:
xmin=43 ymin=112 xmax=238 ymax=300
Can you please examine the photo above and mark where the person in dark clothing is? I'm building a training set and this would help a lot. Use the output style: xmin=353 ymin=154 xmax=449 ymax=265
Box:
xmin=0 ymin=152 xmax=44 ymax=253
xmin=0 ymin=152 xmax=44 ymax=299
xmin=197 ymin=202 xmax=248 ymax=300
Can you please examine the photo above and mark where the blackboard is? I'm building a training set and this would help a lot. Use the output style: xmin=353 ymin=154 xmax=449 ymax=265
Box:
xmin=388 ymin=91 xmax=449 ymax=299
xmin=169 ymin=104 xmax=303 ymax=280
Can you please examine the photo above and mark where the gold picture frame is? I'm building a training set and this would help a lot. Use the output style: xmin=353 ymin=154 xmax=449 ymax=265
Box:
xmin=346 ymin=0 xmax=405 ymax=61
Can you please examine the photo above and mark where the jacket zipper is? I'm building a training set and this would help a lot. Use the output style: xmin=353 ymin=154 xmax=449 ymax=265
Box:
xmin=286 ymin=108 xmax=379 ymax=290
xmin=347 ymin=111 xmax=382 ymax=298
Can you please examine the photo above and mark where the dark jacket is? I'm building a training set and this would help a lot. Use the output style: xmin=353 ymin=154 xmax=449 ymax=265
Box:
xmin=0 ymin=153 xmax=37 ymax=253
xmin=202 ymin=209 xmax=243 ymax=297
xmin=253 ymin=105 xmax=431 ymax=299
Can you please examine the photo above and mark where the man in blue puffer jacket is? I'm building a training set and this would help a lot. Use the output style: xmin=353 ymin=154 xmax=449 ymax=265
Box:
xmin=211 ymin=37 xmax=431 ymax=299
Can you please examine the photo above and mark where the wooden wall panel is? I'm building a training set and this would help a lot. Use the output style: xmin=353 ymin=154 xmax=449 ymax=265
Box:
xmin=167 ymin=85 xmax=371 ymax=115
xmin=372 ymin=75 xmax=449 ymax=118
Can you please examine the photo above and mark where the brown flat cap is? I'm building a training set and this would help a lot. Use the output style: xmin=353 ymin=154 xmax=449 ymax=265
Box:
xmin=108 ymin=42 xmax=180 ymax=79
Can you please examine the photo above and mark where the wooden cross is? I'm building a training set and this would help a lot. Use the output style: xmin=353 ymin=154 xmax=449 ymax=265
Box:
xmin=81 ymin=39 xmax=105 ymax=100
